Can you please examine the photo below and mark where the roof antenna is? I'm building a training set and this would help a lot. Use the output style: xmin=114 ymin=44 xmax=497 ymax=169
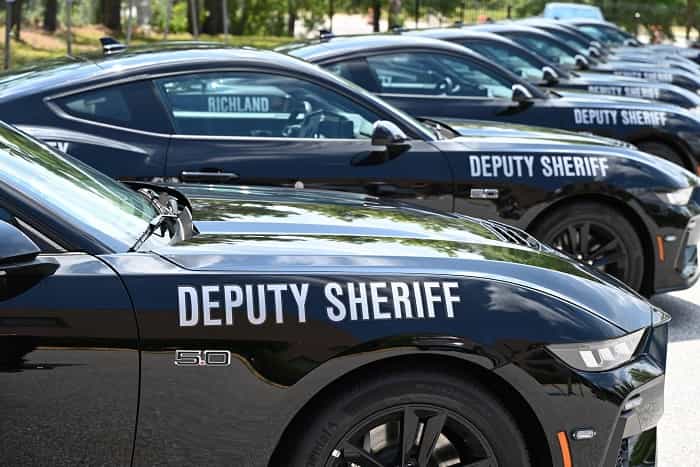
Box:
xmin=99 ymin=37 xmax=127 ymax=56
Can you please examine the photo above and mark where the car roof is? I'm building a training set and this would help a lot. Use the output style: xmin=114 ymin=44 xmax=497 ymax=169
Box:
xmin=0 ymin=45 xmax=326 ymax=100
xmin=280 ymin=34 xmax=477 ymax=62
xmin=404 ymin=28 xmax=516 ymax=43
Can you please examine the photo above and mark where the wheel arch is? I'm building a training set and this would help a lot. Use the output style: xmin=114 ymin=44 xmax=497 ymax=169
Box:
xmin=526 ymin=193 xmax=655 ymax=295
xmin=268 ymin=353 xmax=554 ymax=467
xmin=630 ymin=133 xmax=697 ymax=172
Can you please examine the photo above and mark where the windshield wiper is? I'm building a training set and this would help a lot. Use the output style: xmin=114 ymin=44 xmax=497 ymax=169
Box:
xmin=129 ymin=213 xmax=179 ymax=252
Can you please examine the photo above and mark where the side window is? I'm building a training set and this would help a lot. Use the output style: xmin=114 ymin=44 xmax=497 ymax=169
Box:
xmin=365 ymin=52 xmax=513 ymax=98
xmin=466 ymin=42 xmax=543 ymax=81
xmin=153 ymin=72 xmax=381 ymax=139
xmin=510 ymin=35 xmax=576 ymax=67
xmin=54 ymin=81 xmax=170 ymax=133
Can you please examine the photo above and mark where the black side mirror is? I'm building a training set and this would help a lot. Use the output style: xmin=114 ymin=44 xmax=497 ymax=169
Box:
xmin=353 ymin=121 xmax=410 ymax=166
xmin=575 ymin=54 xmax=590 ymax=69
xmin=0 ymin=221 xmax=58 ymax=279
xmin=541 ymin=66 xmax=559 ymax=84
xmin=371 ymin=120 xmax=409 ymax=147
xmin=511 ymin=84 xmax=534 ymax=103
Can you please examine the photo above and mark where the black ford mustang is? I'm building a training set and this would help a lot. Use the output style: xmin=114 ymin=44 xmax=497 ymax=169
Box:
xmin=404 ymin=28 xmax=700 ymax=109
xmin=0 ymin=119 xmax=669 ymax=467
xmin=0 ymin=44 xmax=698 ymax=294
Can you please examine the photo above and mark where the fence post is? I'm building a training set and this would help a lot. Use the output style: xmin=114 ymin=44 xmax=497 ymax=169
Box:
xmin=66 ymin=0 xmax=72 ymax=55
xmin=189 ymin=0 xmax=199 ymax=39
xmin=126 ymin=0 xmax=134 ymax=44
xmin=4 ymin=0 xmax=14 ymax=70
xmin=507 ymin=4 xmax=512 ymax=19
xmin=328 ymin=0 xmax=334 ymax=32
xmin=222 ymin=0 xmax=228 ymax=42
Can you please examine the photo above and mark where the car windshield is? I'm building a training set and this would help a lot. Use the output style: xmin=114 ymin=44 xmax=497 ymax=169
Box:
xmin=0 ymin=123 xmax=161 ymax=252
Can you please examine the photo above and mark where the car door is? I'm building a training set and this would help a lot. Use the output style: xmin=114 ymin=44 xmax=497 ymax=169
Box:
xmin=156 ymin=70 xmax=454 ymax=211
xmin=0 ymin=209 xmax=139 ymax=465
xmin=18 ymin=80 xmax=172 ymax=181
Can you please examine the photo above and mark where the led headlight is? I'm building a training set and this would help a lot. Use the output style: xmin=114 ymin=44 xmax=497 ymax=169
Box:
xmin=547 ymin=328 xmax=646 ymax=372
xmin=656 ymin=186 xmax=694 ymax=205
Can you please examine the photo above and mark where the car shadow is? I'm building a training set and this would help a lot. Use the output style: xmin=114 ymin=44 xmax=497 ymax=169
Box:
xmin=650 ymin=293 xmax=700 ymax=343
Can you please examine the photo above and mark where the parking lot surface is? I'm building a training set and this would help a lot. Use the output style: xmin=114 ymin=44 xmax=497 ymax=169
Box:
xmin=653 ymin=281 xmax=700 ymax=465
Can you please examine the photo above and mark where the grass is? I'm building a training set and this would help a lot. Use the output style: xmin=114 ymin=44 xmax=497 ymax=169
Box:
xmin=0 ymin=25 xmax=294 ymax=69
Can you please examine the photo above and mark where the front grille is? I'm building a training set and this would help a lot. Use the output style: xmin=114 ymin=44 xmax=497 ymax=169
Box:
xmin=615 ymin=438 xmax=629 ymax=467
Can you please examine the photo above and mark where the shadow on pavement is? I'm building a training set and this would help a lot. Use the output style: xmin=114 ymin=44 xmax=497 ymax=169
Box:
xmin=650 ymin=293 xmax=700 ymax=343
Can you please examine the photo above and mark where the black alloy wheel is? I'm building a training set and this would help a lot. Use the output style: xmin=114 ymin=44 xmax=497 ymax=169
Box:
xmin=532 ymin=202 xmax=644 ymax=291
xmin=284 ymin=369 xmax=531 ymax=467
xmin=327 ymin=404 xmax=497 ymax=467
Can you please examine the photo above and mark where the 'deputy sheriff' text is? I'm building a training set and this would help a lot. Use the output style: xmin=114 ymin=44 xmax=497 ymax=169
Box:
xmin=468 ymin=155 xmax=609 ymax=178
xmin=177 ymin=281 xmax=461 ymax=327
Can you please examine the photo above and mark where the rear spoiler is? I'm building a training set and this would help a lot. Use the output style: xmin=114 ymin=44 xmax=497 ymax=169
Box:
xmin=99 ymin=37 xmax=127 ymax=55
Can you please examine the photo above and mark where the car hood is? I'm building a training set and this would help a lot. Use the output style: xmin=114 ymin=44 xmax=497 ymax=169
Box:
xmin=442 ymin=119 xmax=636 ymax=147
xmin=149 ymin=184 xmax=654 ymax=332
xmin=553 ymin=90 xmax=683 ymax=110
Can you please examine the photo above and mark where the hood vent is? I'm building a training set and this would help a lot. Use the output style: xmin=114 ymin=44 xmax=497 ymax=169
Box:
xmin=477 ymin=219 xmax=544 ymax=251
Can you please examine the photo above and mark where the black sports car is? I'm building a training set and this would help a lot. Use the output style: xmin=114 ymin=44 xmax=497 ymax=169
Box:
xmin=518 ymin=19 xmax=700 ymax=75
xmin=0 ymin=119 xmax=669 ymax=467
xmin=0 ymin=43 xmax=699 ymax=294
xmin=465 ymin=23 xmax=700 ymax=92
xmin=289 ymin=34 xmax=700 ymax=170
xmin=404 ymin=28 xmax=700 ymax=109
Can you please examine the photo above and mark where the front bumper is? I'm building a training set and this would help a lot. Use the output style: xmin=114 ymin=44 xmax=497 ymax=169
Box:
xmin=651 ymin=192 xmax=700 ymax=294
xmin=498 ymin=317 xmax=669 ymax=467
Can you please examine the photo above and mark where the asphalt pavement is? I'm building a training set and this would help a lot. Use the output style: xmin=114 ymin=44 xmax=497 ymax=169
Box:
xmin=652 ymin=281 xmax=700 ymax=466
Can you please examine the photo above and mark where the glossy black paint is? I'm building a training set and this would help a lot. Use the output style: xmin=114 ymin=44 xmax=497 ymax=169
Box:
xmin=0 ymin=128 xmax=672 ymax=467
xmin=292 ymin=35 xmax=700 ymax=171
xmin=0 ymin=44 xmax=694 ymax=295
xmin=469 ymin=23 xmax=700 ymax=92
xmin=406 ymin=28 xmax=700 ymax=109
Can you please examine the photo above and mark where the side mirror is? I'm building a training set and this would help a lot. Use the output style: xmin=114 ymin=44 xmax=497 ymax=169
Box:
xmin=0 ymin=221 xmax=58 ymax=278
xmin=371 ymin=120 xmax=409 ymax=147
xmin=541 ymin=66 xmax=559 ymax=84
xmin=575 ymin=54 xmax=590 ymax=69
xmin=624 ymin=38 xmax=639 ymax=47
xmin=511 ymin=84 xmax=534 ymax=103
xmin=588 ymin=46 xmax=601 ymax=58
xmin=591 ymin=40 xmax=603 ymax=49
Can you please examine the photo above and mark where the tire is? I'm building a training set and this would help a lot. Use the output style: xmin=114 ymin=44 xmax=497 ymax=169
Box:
xmin=637 ymin=141 xmax=687 ymax=169
xmin=286 ymin=368 xmax=531 ymax=467
xmin=531 ymin=202 xmax=644 ymax=291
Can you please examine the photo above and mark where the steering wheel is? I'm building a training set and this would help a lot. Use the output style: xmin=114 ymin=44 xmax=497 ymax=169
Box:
xmin=296 ymin=110 xmax=351 ymax=138
xmin=437 ymin=76 xmax=461 ymax=95
xmin=281 ymin=101 xmax=313 ymax=137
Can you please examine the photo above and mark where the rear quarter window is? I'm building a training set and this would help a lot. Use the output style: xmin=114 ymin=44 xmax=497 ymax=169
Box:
xmin=53 ymin=81 xmax=171 ymax=133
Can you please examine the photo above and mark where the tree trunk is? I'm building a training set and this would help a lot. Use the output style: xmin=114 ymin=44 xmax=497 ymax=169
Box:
xmin=12 ymin=0 xmax=22 ymax=40
xmin=100 ymin=0 xmax=122 ymax=31
xmin=202 ymin=0 xmax=221 ymax=34
xmin=286 ymin=0 xmax=296 ymax=36
xmin=372 ymin=0 xmax=380 ymax=32
xmin=187 ymin=0 xmax=200 ymax=35
xmin=43 ymin=0 xmax=57 ymax=32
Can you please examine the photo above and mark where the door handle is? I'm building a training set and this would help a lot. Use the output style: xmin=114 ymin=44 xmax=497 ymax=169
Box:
xmin=179 ymin=171 xmax=239 ymax=184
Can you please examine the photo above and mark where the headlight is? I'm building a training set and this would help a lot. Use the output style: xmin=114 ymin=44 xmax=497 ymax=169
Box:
xmin=656 ymin=186 xmax=694 ymax=205
xmin=547 ymin=328 xmax=646 ymax=372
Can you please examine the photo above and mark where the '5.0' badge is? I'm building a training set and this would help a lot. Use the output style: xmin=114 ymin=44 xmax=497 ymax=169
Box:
xmin=174 ymin=350 xmax=232 ymax=366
